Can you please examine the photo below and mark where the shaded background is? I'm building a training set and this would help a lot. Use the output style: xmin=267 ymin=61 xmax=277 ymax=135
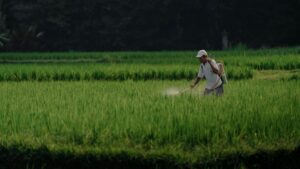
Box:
xmin=0 ymin=0 xmax=299 ymax=51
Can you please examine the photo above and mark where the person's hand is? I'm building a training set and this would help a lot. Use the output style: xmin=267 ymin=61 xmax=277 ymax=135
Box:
xmin=206 ymin=57 xmax=212 ymax=63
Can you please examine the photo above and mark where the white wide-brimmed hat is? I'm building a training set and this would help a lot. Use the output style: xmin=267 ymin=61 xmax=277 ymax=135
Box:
xmin=195 ymin=50 xmax=208 ymax=58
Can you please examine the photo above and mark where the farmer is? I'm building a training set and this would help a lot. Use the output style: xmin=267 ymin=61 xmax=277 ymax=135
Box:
xmin=190 ymin=50 xmax=224 ymax=96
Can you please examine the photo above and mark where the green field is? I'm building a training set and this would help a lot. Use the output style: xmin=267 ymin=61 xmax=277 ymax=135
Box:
xmin=0 ymin=48 xmax=299 ymax=169
xmin=0 ymin=64 xmax=254 ymax=81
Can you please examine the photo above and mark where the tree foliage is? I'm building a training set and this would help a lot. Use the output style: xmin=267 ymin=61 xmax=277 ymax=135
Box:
xmin=1 ymin=0 xmax=299 ymax=51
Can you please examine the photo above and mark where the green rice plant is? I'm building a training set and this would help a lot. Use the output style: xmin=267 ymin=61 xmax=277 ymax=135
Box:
xmin=21 ymin=72 xmax=29 ymax=81
xmin=53 ymin=72 xmax=60 ymax=81
xmin=91 ymin=71 xmax=105 ymax=80
xmin=67 ymin=72 xmax=75 ymax=81
xmin=224 ymin=67 xmax=253 ymax=80
xmin=5 ymin=72 xmax=21 ymax=81
xmin=37 ymin=72 xmax=45 ymax=81
xmin=281 ymin=74 xmax=300 ymax=81
xmin=45 ymin=72 xmax=51 ymax=81
xmin=74 ymin=72 xmax=81 ymax=81
xmin=37 ymin=72 xmax=51 ymax=81
xmin=0 ymin=48 xmax=298 ymax=168
xmin=1 ymin=48 xmax=299 ymax=82
xmin=59 ymin=72 xmax=67 ymax=81
xmin=247 ymin=61 xmax=300 ymax=70
xmin=282 ymin=62 xmax=300 ymax=70
xmin=0 ymin=65 xmax=254 ymax=81
xmin=83 ymin=73 xmax=91 ymax=81
xmin=0 ymin=47 xmax=299 ymax=69
xmin=0 ymin=80 xmax=299 ymax=164
xmin=30 ymin=71 xmax=37 ymax=81
xmin=133 ymin=71 xmax=142 ymax=81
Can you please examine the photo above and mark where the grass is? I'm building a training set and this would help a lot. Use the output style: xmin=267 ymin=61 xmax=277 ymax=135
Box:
xmin=0 ymin=64 xmax=253 ymax=81
xmin=0 ymin=46 xmax=299 ymax=60
xmin=0 ymin=47 xmax=299 ymax=168
xmin=255 ymin=70 xmax=300 ymax=80
xmin=0 ymin=47 xmax=299 ymax=70
xmin=0 ymin=80 xmax=299 ymax=161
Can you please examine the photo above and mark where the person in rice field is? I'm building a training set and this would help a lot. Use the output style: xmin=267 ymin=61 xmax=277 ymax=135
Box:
xmin=190 ymin=49 xmax=224 ymax=96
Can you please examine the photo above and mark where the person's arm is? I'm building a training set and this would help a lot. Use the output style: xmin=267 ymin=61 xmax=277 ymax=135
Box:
xmin=207 ymin=58 xmax=220 ymax=75
xmin=191 ymin=64 xmax=204 ymax=88
xmin=191 ymin=77 xmax=201 ymax=88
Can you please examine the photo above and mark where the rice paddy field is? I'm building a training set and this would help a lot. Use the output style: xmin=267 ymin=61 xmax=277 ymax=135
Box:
xmin=0 ymin=47 xmax=299 ymax=169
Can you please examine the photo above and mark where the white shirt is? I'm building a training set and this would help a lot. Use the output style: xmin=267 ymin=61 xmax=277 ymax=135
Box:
xmin=198 ymin=59 xmax=222 ymax=90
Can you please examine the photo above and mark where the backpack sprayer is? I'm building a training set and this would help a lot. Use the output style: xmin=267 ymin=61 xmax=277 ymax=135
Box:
xmin=217 ymin=62 xmax=228 ymax=84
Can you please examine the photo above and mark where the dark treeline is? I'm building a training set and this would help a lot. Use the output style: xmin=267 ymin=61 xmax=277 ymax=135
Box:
xmin=0 ymin=0 xmax=299 ymax=51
